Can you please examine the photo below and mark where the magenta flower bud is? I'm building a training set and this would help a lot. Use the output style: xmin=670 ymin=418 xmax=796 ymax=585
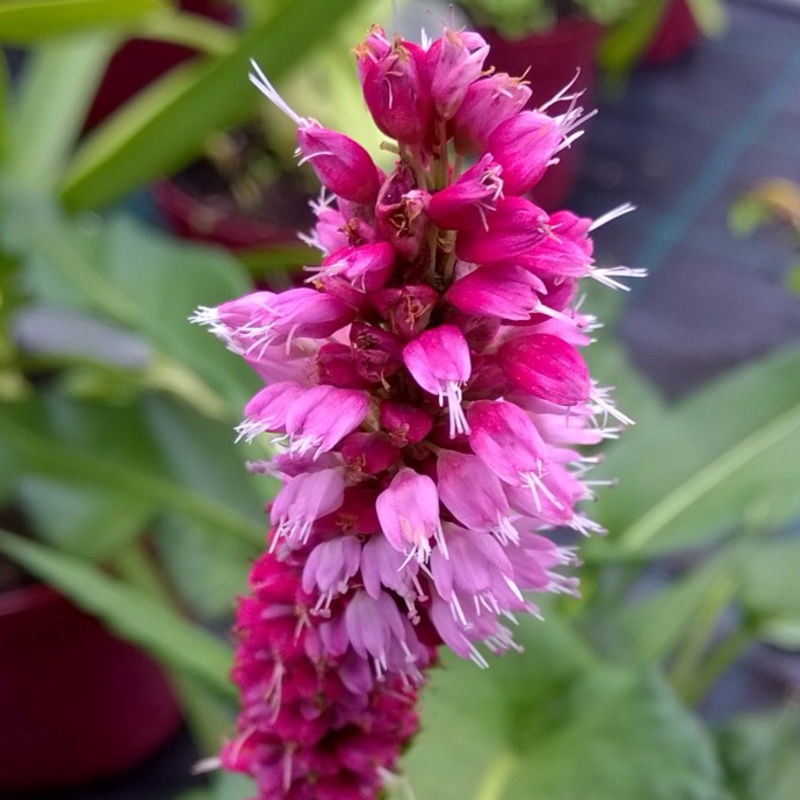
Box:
xmin=236 ymin=381 xmax=306 ymax=442
xmin=517 ymin=226 xmax=593 ymax=278
xmin=376 ymin=167 xmax=430 ymax=262
xmin=455 ymin=196 xmax=548 ymax=266
xmin=403 ymin=325 xmax=472 ymax=438
xmin=270 ymin=468 xmax=346 ymax=547
xmin=488 ymin=111 xmax=564 ymax=195
xmin=375 ymin=467 xmax=444 ymax=562
xmin=296 ymin=123 xmax=383 ymax=205
xmin=445 ymin=263 xmax=546 ymax=321
xmin=451 ymin=72 xmax=533 ymax=155
xmin=315 ymin=343 xmax=371 ymax=389
xmin=428 ymin=154 xmax=503 ymax=231
xmin=467 ymin=400 xmax=548 ymax=489
xmin=308 ymin=241 xmax=395 ymax=293
xmin=436 ymin=450 xmax=518 ymax=543
xmin=350 ymin=321 xmax=403 ymax=383
xmin=425 ymin=28 xmax=489 ymax=120
xmin=360 ymin=37 xmax=431 ymax=145
xmin=341 ymin=431 xmax=399 ymax=476
xmin=372 ymin=283 xmax=439 ymax=339
xmin=284 ymin=385 xmax=369 ymax=458
xmin=430 ymin=524 xmax=521 ymax=613
xmin=354 ymin=24 xmax=391 ymax=82
xmin=498 ymin=333 xmax=590 ymax=406
xmin=379 ymin=401 xmax=433 ymax=445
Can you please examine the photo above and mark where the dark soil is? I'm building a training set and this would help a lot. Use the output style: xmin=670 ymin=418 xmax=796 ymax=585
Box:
xmin=172 ymin=126 xmax=315 ymax=232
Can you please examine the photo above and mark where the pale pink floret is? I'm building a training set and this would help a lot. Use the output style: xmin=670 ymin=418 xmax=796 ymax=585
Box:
xmin=301 ymin=536 xmax=362 ymax=604
xmin=236 ymin=381 xmax=307 ymax=443
xmin=436 ymin=450 xmax=519 ymax=545
xmin=468 ymin=400 xmax=564 ymax=516
xmin=375 ymin=468 xmax=445 ymax=563
xmin=283 ymin=385 xmax=370 ymax=458
xmin=270 ymin=468 xmax=346 ymax=548
xmin=403 ymin=325 xmax=472 ymax=438
xmin=429 ymin=524 xmax=524 ymax=625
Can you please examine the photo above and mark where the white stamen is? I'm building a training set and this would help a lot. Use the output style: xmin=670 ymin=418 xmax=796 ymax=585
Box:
xmin=589 ymin=202 xmax=636 ymax=231
xmin=248 ymin=59 xmax=304 ymax=127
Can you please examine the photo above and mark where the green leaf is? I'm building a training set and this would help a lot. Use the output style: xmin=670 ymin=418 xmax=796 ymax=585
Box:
xmin=0 ymin=51 xmax=8 ymax=162
xmin=716 ymin=709 xmax=800 ymax=800
xmin=60 ymin=0 xmax=367 ymax=210
xmin=4 ymin=199 xmax=257 ymax=413
xmin=684 ymin=0 xmax=727 ymax=36
xmin=0 ymin=0 xmax=166 ymax=43
xmin=9 ymin=33 xmax=116 ymax=190
xmin=590 ymin=345 xmax=800 ymax=559
xmin=598 ymin=0 xmax=668 ymax=76
xmin=0 ymin=395 xmax=265 ymax=547
xmin=0 ymin=529 xmax=234 ymax=697
xmin=133 ymin=10 xmax=236 ymax=56
xmin=143 ymin=393 xmax=269 ymax=617
xmin=16 ymin=476 xmax=155 ymax=559
xmin=404 ymin=615 xmax=729 ymax=800
xmin=739 ymin=538 xmax=800 ymax=644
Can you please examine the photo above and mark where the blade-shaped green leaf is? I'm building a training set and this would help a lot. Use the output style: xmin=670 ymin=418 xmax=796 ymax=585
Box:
xmin=9 ymin=32 xmax=115 ymax=190
xmin=60 ymin=0 xmax=368 ymax=210
xmin=404 ymin=615 xmax=729 ymax=800
xmin=0 ymin=396 xmax=264 ymax=547
xmin=0 ymin=0 xmax=166 ymax=43
xmin=716 ymin=709 xmax=800 ymax=800
xmin=4 ymin=197 xmax=257 ymax=412
xmin=0 ymin=529 xmax=234 ymax=697
xmin=590 ymin=345 xmax=800 ymax=559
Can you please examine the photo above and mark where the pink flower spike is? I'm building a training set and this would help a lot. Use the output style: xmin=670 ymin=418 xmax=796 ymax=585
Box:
xmin=467 ymin=400 xmax=550 ymax=498
xmin=376 ymin=468 xmax=444 ymax=563
xmin=437 ymin=450 xmax=518 ymax=545
xmin=270 ymin=468 xmax=346 ymax=548
xmin=403 ymin=325 xmax=472 ymax=438
xmin=426 ymin=28 xmax=489 ymax=120
xmin=445 ymin=263 xmax=546 ymax=321
xmin=498 ymin=333 xmax=590 ymax=407
xmin=428 ymin=154 xmax=504 ymax=231
xmin=284 ymin=385 xmax=370 ymax=458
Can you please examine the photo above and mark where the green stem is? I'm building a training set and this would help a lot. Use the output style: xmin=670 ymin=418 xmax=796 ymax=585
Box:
xmin=475 ymin=753 xmax=518 ymax=800
xmin=668 ymin=570 xmax=737 ymax=703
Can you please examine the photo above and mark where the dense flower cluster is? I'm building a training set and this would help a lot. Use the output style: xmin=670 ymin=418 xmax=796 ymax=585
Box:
xmin=193 ymin=23 xmax=641 ymax=800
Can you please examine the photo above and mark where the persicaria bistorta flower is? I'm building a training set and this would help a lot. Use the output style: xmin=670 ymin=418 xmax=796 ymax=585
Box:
xmin=194 ymin=23 xmax=642 ymax=800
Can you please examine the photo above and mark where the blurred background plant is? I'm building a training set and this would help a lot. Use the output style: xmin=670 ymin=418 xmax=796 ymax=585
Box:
xmin=1 ymin=1 xmax=799 ymax=799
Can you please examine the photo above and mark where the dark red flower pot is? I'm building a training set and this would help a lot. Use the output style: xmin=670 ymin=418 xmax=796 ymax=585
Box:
xmin=643 ymin=0 xmax=700 ymax=64
xmin=0 ymin=583 xmax=182 ymax=792
xmin=478 ymin=18 xmax=604 ymax=211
